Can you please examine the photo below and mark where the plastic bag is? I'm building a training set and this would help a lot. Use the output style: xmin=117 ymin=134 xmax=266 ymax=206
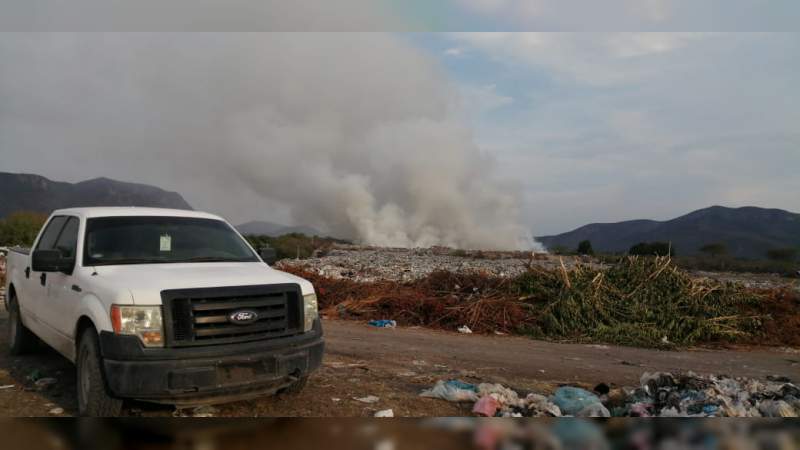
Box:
xmin=551 ymin=386 xmax=602 ymax=416
xmin=420 ymin=380 xmax=479 ymax=402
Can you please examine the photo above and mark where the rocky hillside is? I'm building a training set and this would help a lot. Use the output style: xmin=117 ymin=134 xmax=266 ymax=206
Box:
xmin=537 ymin=206 xmax=800 ymax=259
xmin=0 ymin=172 xmax=192 ymax=217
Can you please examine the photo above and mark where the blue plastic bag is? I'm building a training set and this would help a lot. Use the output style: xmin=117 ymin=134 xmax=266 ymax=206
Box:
xmin=551 ymin=386 xmax=602 ymax=416
xmin=368 ymin=319 xmax=397 ymax=328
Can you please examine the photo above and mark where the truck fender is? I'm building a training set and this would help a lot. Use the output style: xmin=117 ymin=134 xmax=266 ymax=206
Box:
xmin=71 ymin=293 xmax=113 ymax=362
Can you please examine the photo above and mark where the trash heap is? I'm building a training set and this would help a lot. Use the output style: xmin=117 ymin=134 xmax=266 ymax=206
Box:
xmin=277 ymin=245 xmax=592 ymax=283
xmin=284 ymin=255 xmax=800 ymax=348
xmin=419 ymin=372 xmax=800 ymax=417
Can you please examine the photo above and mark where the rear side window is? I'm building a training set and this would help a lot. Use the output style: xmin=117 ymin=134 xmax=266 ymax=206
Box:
xmin=54 ymin=217 xmax=80 ymax=259
xmin=35 ymin=216 xmax=67 ymax=251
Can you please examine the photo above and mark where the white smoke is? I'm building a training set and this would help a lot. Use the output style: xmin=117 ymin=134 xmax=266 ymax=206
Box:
xmin=0 ymin=33 xmax=535 ymax=250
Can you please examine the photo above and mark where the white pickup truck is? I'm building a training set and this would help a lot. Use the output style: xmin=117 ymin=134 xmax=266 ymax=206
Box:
xmin=4 ymin=207 xmax=322 ymax=416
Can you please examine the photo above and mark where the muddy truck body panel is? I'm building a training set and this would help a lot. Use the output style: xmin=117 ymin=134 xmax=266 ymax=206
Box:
xmin=4 ymin=207 xmax=322 ymax=413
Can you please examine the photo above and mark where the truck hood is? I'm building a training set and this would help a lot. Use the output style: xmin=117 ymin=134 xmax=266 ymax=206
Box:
xmin=91 ymin=262 xmax=314 ymax=305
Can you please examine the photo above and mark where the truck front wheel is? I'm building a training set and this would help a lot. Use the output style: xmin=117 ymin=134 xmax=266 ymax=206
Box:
xmin=77 ymin=327 xmax=123 ymax=417
xmin=8 ymin=293 xmax=38 ymax=355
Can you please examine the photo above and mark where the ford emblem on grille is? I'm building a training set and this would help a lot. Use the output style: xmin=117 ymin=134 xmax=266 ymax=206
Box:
xmin=228 ymin=309 xmax=259 ymax=325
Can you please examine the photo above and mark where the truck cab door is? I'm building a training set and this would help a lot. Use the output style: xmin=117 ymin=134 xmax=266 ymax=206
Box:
xmin=39 ymin=216 xmax=82 ymax=354
xmin=21 ymin=216 xmax=67 ymax=327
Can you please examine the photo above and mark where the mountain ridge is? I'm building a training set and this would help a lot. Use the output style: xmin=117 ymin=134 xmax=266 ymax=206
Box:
xmin=0 ymin=172 xmax=193 ymax=217
xmin=537 ymin=205 xmax=800 ymax=259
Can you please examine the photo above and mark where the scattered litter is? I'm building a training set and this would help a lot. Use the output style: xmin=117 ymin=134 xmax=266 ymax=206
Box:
xmin=472 ymin=396 xmax=499 ymax=417
xmin=593 ymin=383 xmax=610 ymax=395
xmin=331 ymin=397 xmax=341 ymax=402
xmin=412 ymin=360 xmax=428 ymax=366
xmin=551 ymin=387 xmax=601 ymax=416
xmin=192 ymin=405 xmax=218 ymax=417
xmin=375 ymin=439 xmax=396 ymax=450
xmin=525 ymin=393 xmax=561 ymax=417
xmin=577 ymin=403 xmax=611 ymax=417
xmin=397 ymin=371 xmax=417 ymax=377
xmin=0 ymin=385 xmax=15 ymax=390
xmin=374 ymin=409 xmax=394 ymax=417
xmin=457 ymin=325 xmax=473 ymax=334
xmin=368 ymin=320 xmax=396 ymax=328
xmin=354 ymin=395 xmax=380 ymax=404
xmin=759 ymin=400 xmax=798 ymax=417
xmin=446 ymin=380 xmax=478 ymax=392
xmin=48 ymin=407 xmax=64 ymax=415
xmin=767 ymin=375 xmax=792 ymax=383
xmin=421 ymin=371 xmax=800 ymax=417
xmin=34 ymin=378 xmax=57 ymax=390
xmin=420 ymin=380 xmax=479 ymax=402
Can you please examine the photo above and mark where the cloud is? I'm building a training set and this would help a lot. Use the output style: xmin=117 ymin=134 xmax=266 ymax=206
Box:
xmin=440 ymin=32 xmax=800 ymax=233
xmin=444 ymin=47 xmax=464 ymax=56
xmin=0 ymin=0 xmax=397 ymax=31
xmin=450 ymin=32 xmax=712 ymax=85
xmin=447 ymin=0 xmax=800 ymax=31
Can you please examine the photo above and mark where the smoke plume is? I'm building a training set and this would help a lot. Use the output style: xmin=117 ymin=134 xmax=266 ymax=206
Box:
xmin=0 ymin=33 xmax=534 ymax=250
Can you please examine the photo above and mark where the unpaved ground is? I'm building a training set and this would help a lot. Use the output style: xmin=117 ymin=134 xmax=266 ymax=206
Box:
xmin=0 ymin=312 xmax=797 ymax=417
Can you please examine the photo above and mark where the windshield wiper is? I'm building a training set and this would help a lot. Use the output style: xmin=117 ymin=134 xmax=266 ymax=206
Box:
xmin=92 ymin=258 xmax=166 ymax=266
xmin=178 ymin=256 xmax=253 ymax=263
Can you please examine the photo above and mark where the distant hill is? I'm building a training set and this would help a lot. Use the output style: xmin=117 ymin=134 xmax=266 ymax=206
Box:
xmin=236 ymin=220 xmax=322 ymax=237
xmin=0 ymin=172 xmax=192 ymax=217
xmin=537 ymin=206 xmax=800 ymax=259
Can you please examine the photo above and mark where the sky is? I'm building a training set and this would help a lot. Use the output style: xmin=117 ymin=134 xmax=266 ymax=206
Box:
xmin=0 ymin=1 xmax=798 ymax=242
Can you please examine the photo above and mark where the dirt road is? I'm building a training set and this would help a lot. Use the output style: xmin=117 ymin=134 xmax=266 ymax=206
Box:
xmin=0 ymin=312 xmax=797 ymax=417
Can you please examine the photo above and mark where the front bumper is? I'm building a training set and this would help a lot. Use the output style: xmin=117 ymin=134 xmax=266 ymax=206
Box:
xmin=99 ymin=319 xmax=324 ymax=405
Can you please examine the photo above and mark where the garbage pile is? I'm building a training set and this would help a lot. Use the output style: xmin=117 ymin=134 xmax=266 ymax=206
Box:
xmin=419 ymin=372 xmax=800 ymax=417
xmin=283 ymin=255 xmax=800 ymax=348
xmin=277 ymin=245 xmax=595 ymax=282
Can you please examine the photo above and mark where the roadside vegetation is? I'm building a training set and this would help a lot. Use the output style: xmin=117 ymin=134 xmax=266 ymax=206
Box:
xmin=244 ymin=233 xmax=350 ymax=260
xmin=0 ymin=211 xmax=47 ymax=247
xmin=559 ymin=239 xmax=799 ymax=276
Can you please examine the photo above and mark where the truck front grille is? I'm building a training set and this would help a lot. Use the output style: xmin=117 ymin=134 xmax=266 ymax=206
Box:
xmin=161 ymin=284 xmax=303 ymax=347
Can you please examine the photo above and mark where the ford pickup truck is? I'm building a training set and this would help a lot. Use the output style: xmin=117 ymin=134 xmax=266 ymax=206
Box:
xmin=4 ymin=207 xmax=323 ymax=416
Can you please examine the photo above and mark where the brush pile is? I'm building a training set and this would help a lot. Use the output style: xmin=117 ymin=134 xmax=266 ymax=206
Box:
xmin=514 ymin=256 xmax=765 ymax=347
xmin=284 ymin=256 xmax=800 ymax=349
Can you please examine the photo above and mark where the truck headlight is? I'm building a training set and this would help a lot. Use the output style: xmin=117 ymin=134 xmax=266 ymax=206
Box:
xmin=303 ymin=293 xmax=318 ymax=332
xmin=111 ymin=305 xmax=164 ymax=347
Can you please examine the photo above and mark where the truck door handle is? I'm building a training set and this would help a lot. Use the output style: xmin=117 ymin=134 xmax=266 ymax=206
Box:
xmin=25 ymin=267 xmax=30 ymax=279
xmin=40 ymin=273 xmax=46 ymax=287
xmin=71 ymin=285 xmax=82 ymax=293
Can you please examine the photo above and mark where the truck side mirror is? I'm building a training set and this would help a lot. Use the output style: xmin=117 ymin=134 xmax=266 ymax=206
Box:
xmin=259 ymin=247 xmax=277 ymax=265
xmin=32 ymin=249 xmax=74 ymax=274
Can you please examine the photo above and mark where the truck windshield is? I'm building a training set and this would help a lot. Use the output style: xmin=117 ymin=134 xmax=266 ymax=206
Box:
xmin=83 ymin=216 xmax=259 ymax=266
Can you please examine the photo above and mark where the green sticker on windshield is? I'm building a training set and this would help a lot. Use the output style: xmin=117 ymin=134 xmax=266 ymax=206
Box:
xmin=160 ymin=234 xmax=172 ymax=252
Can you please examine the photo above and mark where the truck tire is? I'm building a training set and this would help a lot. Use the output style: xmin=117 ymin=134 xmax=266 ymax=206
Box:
xmin=8 ymin=294 xmax=38 ymax=355
xmin=77 ymin=327 xmax=123 ymax=417
xmin=280 ymin=376 xmax=309 ymax=395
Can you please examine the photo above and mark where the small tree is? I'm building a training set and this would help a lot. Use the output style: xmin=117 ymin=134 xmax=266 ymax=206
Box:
xmin=766 ymin=247 xmax=798 ymax=262
xmin=577 ymin=240 xmax=594 ymax=256
xmin=0 ymin=211 xmax=48 ymax=246
xmin=699 ymin=243 xmax=728 ymax=258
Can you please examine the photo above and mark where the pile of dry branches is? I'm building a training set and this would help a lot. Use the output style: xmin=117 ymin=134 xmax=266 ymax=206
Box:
xmin=285 ymin=256 xmax=799 ymax=349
